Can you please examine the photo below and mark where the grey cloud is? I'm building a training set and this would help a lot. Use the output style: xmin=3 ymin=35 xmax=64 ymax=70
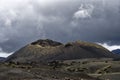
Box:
xmin=73 ymin=4 xmax=94 ymax=19
xmin=0 ymin=0 xmax=120 ymax=55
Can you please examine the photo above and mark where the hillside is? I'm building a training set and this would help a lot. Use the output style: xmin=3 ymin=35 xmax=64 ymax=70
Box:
xmin=6 ymin=39 xmax=116 ymax=63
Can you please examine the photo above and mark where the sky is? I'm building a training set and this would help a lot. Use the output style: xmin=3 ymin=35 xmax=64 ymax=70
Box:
xmin=0 ymin=0 xmax=120 ymax=57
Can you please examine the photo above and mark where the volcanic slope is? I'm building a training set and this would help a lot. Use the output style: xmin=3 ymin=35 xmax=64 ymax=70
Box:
xmin=6 ymin=39 xmax=116 ymax=63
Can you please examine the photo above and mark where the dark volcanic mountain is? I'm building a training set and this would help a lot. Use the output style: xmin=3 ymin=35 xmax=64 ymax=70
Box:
xmin=6 ymin=39 xmax=116 ymax=63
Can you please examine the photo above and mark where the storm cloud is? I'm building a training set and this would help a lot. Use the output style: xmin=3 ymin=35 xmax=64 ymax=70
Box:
xmin=0 ymin=0 xmax=120 ymax=57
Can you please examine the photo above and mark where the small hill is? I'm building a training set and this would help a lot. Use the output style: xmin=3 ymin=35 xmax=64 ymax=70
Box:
xmin=6 ymin=39 xmax=117 ymax=63
xmin=112 ymin=49 xmax=120 ymax=61
xmin=112 ymin=49 xmax=120 ymax=54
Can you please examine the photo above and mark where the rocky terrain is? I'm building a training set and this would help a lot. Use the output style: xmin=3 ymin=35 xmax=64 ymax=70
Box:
xmin=0 ymin=39 xmax=120 ymax=80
